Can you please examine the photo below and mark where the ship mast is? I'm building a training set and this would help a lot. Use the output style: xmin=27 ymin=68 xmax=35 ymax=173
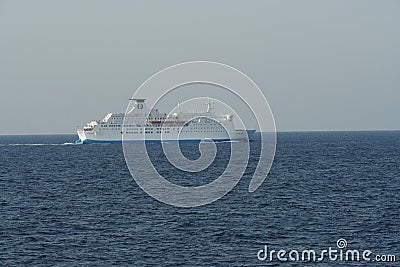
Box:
xmin=206 ymin=96 xmax=214 ymax=113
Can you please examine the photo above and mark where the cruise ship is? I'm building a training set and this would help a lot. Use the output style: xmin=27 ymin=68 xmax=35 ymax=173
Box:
xmin=75 ymin=98 xmax=255 ymax=144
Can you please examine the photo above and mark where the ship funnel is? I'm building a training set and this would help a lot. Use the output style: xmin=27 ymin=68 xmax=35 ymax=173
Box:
xmin=128 ymin=98 xmax=147 ymax=113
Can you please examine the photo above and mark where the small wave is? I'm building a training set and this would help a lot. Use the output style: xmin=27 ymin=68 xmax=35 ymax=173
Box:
xmin=220 ymin=140 xmax=240 ymax=143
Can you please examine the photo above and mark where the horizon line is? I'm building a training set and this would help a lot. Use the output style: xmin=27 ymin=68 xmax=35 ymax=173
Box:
xmin=0 ymin=129 xmax=399 ymax=136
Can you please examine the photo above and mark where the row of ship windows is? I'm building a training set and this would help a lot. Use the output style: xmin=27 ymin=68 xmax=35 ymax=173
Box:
xmin=124 ymin=130 xmax=224 ymax=134
xmin=102 ymin=126 xmax=182 ymax=130
xmin=125 ymin=131 xmax=172 ymax=134
xmin=102 ymin=125 xmax=222 ymax=130
xmin=106 ymin=128 xmax=225 ymax=133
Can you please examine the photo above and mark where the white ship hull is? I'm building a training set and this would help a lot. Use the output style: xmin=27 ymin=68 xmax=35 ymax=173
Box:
xmin=76 ymin=99 xmax=255 ymax=144
xmin=77 ymin=129 xmax=255 ymax=144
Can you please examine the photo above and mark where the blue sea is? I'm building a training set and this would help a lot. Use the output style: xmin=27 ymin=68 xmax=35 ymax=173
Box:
xmin=0 ymin=132 xmax=399 ymax=266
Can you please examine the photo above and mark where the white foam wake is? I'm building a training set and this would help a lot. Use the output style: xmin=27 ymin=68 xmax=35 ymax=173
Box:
xmin=6 ymin=143 xmax=76 ymax=146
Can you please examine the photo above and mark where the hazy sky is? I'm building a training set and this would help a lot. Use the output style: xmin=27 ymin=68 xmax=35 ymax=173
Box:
xmin=0 ymin=0 xmax=399 ymax=134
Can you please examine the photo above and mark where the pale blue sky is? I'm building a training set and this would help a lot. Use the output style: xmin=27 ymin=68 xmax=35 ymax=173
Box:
xmin=0 ymin=0 xmax=399 ymax=134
